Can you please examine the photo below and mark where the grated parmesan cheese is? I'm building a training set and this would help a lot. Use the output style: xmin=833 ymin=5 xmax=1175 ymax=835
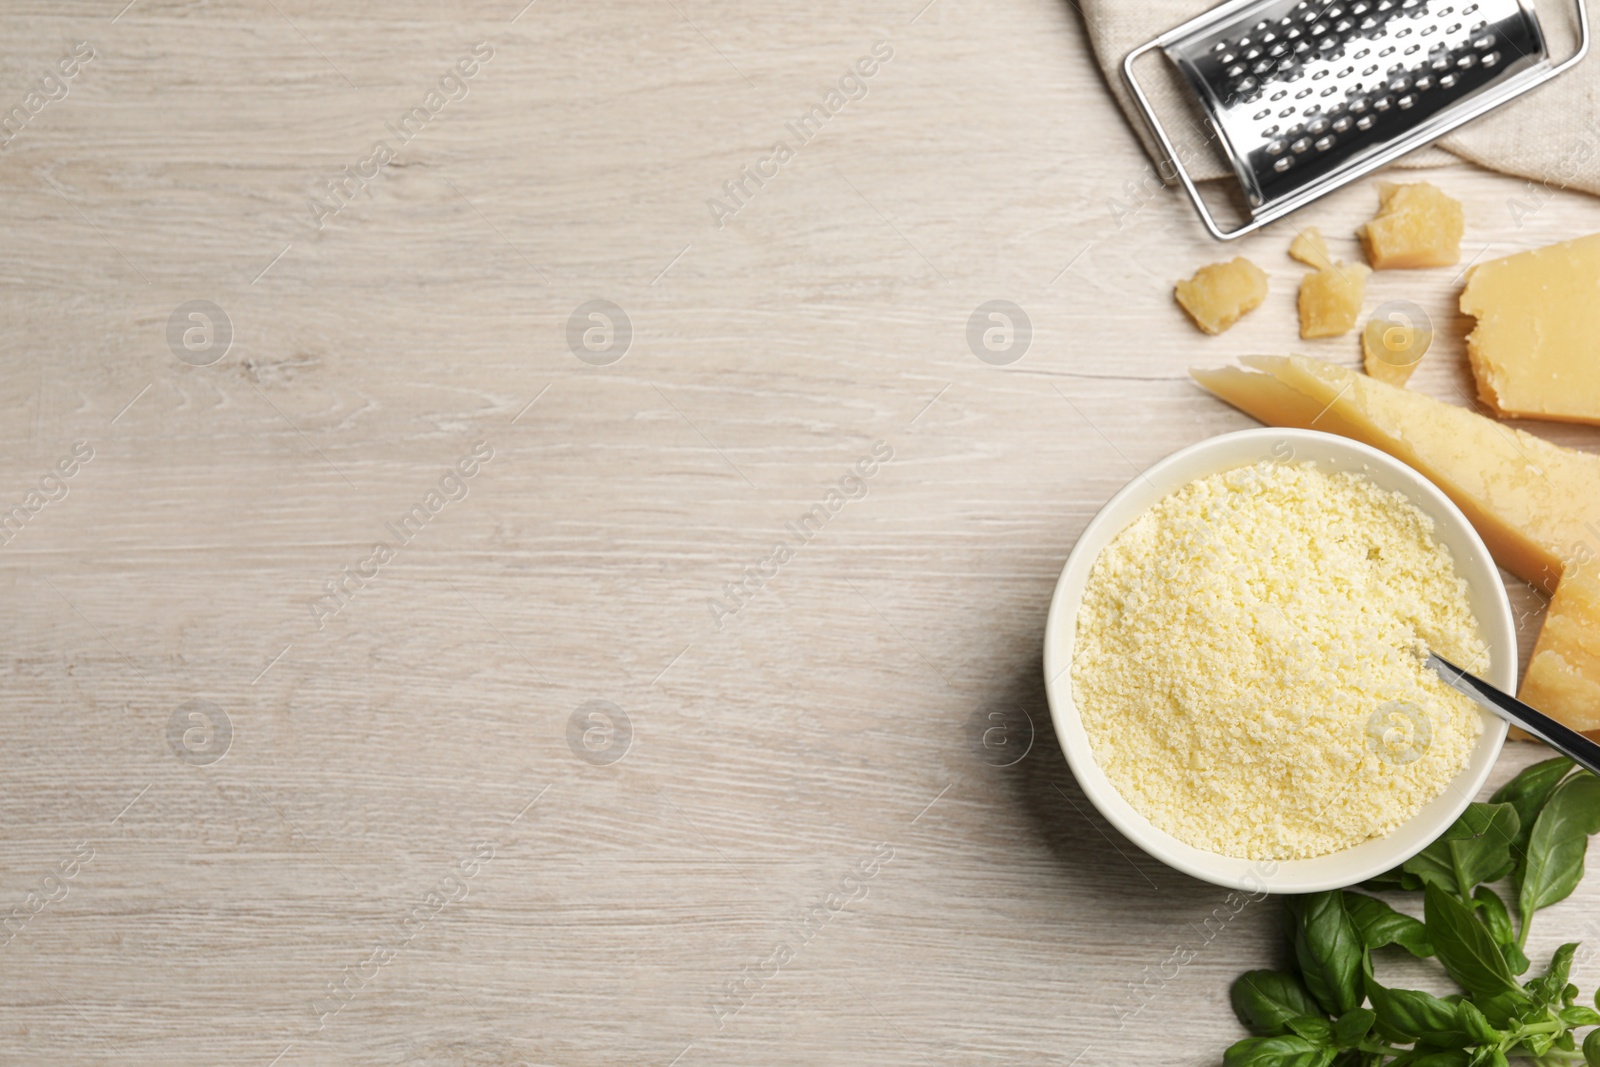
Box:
xmin=1071 ymin=461 xmax=1488 ymax=861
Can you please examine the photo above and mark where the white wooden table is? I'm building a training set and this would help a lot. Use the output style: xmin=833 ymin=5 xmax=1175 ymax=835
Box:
xmin=2 ymin=2 xmax=1598 ymax=1064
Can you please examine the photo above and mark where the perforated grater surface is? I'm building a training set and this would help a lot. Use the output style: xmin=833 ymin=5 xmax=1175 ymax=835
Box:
xmin=1123 ymin=0 xmax=1590 ymax=239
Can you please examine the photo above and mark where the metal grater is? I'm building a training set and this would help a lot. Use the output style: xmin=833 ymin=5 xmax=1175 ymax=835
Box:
xmin=1123 ymin=0 xmax=1590 ymax=239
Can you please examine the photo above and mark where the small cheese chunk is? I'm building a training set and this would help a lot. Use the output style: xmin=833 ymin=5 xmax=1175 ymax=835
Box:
xmin=1289 ymin=227 xmax=1335 ymax=270
xmin=1175 ymin=257 xmax=1268 ymax=335
xmin=1520 ymin=566 xmax=1600 ymax=736
xmin=1461 ymin=232 xmax=1600 ymax=426
xmin=1190 ymin=354 xmax=1600 ymax=593
xmin=1298 ymin=262 xmax=1370 ymax=338
xmin=1359 ymin=182 xmax=1464 ymax=269
xmin=1361 ymin=315 xmax=1431 ymax=386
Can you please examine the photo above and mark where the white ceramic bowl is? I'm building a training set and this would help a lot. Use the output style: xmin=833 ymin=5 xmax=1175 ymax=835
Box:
xmin=1042 ymin=428 xmax=1514 ymax=894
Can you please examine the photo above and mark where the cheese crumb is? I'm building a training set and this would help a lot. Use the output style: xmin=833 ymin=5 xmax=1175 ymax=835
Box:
xmin=1071 ymin=461 xmax=1487 ymax=861
xmin=1175 ymin=258 xmax=1269 ymax=335
xmin=1298 ymin=261 xmax=1371 ymax=339
xmin=1358 ymin=182 xmax=1463 ymax=270
xmin=1289 ymin=227 xmax=1335 ymax=271
xmin=1362 ymin=315 xmax=1431 ymax=387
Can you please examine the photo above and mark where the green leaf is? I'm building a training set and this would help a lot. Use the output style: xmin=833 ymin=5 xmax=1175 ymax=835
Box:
xmin=1471 ymin=887 xmax=1528 ymax=975
xmin=1332 ymin=1007 xmax=1376 ymax=1048
xmin=1424 ymin=883 xmax=1521 ymax=999
xmin=1583 ymin=1027 xmax=1600 ymax=1067
xmin=1405 ymin=803 xmax=1520 ymax=897
xmin=1525 ymin=943 xmax=1579 ymax=1007
xmin=1560 ymin=1005 xmax=1600 ymax=1027
xmin=1472 ymin=886 xmax=1514 ymax=944
xmin=1520 ymin=773 xmax=1600 ymax=920
xmin=1523 ymin=1030 xmax=1557 ymax=1058
xmin=1366 ymin=975 xmax=1467 ymax=1046
xmin=1224 ymin=1035 xmax=1338 ymax=1067
xmin=1233 ymin=971 xmax=1326 ymax=1037
xmin=1455 ymin=1000 xmax=1502 ymax=1045
xmin=1285 ymin=1016 xmax=1334 ymax=1044
xmin=1345 ymin=892 xmax=1434 ymax=957
xmin=1491 ymin=756 xmax=1575 ymax=879
xmin=1394 ymin=1051 xmax=1473 ymax=1067
xmin=1291 ymin=892 xmax=1365 ymax=1017
xmin=1363 ymin=869 xmax=1424 ymax=893
xmin=1471 ymin=990 xmax=1535 ymax=1030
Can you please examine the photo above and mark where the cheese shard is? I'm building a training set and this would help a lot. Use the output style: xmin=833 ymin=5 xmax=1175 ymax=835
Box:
xmin=1290 ymin=227 xmax=1334 ymax=270
xmin=1460 ymin=232 xmax=1600 ymax=426
xmin=1520 ymin=566 xmax=1600 ymax=735
xmin=1359 ymin=182 xmax=1464 ymax=269
xmin=1190 ymin=354 xmax=1600 ymax=593
xmin=1362 ymin=316 xmax=1431 ymax=387
xmin=1175 ymin=258 xmax=1268 ymax=335
xmin=1299 ymin=262 xmax=1370 ymax=338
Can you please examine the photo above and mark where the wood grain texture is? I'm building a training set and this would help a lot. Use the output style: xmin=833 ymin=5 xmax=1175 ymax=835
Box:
xmin=2 ymin=2 xmax=1599 ymax=1064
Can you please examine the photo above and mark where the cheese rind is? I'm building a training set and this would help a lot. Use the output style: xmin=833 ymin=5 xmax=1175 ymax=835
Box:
xmin=1191 ymin=354 xmax=1600 ymax=593
xmin=1520 ymin=566 xmax=1600 ymax=734
xmin=1359 ymin=182 xmax=1463 ymax=269
xmin=1298 ymin=262 xmax=1370 ymax=339
xmin=1175 ymin=257 xmax=1269 ymax=335
xmin=1461 ymin=232 xmax=1600 ymax=426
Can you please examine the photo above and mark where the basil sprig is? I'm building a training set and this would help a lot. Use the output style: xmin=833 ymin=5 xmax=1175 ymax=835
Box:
xmin=1224 ymin=764 xmax=1600 ymax=1067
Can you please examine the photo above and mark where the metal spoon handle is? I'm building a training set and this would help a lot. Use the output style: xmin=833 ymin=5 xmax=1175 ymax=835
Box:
xmin=1429 ymin=653 xmax=1600 ymax=779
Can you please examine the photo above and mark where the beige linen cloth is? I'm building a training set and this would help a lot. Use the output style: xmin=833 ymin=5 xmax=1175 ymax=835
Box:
xmin=1081 ymin=1 xmax=1600 ymax=199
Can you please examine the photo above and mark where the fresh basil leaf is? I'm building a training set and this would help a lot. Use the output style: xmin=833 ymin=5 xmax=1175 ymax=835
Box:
xmin=1344 ymin=892 xmax=1434 ymax=958
xmin=1583 ymin=1027 xmax=1600 ymax=1067
xmin=1470 ymin=887 xmax=1529 ymax=975
xmin=1224 ymin=1035 xmax=1338 ymax=1067
xmin=1409 ymin=803 xmax=1521 ymax=897
xmin=1332 ymin=1007 xmax=1376 ymax=1048
xmin=1366 ymin=976 xmax=1467 ymax=1046
xmin=1471 ymin=990 xmax=1534 ymax=1031
xmin=1472 ymin=886 xmax=1514 ymax=944
xmin=1561 ymin=1005 xmax=1600 ymax=1027
xmin=1565 ymin=982 xmax=1580 ymax=1007
xmin=1455 ymin=1000 xmax=1502 ymax=1045
xmin=1364 ymin=869 xmax=1426 ymax=893
xmin=1525 ymin=943 xmax=1579 ymax=1007
xmin=1424 ymin=883 xmax=1521 ymax=999
xmin=1400 ymin=1050 xmax=1473 ymax=1067
xmin=1356 ymin=870 xmax=1420 ymax=895
xmin=1520 ymin=773 xmax=1600 ymax=919
xmin=1291 ymin=892 xmax=1365 ymax=1017
xmin=1492 ymin=757 xmax=1576 ymax=877
xmin=1523 ymin=1030 xmax=1557 ymax=1058
xmin=1286 ymin=1016 xmax=1334 ymax=1044
xmin=1233 ymin=971 xmax=1326 ymax=1036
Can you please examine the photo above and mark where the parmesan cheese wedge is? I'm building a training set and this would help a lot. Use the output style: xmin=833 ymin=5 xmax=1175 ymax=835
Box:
xmin=1520 ymin=566 xmax=1600 ymax=734
xmin=1461 ymin=233 xmax=1600 ymax=426
xmin=1190 ymin=355 xmax=1600 ymax=594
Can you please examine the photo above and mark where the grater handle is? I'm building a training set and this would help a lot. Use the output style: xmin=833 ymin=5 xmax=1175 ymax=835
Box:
xmin=1122 ymin=37 xmax=1247 ymax=242
xmin=1121 ymin=0 xmax=1591 ymax=242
